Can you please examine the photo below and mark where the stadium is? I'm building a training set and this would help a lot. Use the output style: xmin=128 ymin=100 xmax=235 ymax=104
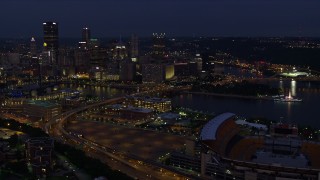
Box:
xmin=199 ymin=112 xmax=320 ymax=180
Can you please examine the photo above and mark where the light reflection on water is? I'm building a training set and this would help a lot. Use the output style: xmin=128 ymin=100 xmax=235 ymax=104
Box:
xmin=279 ymin=80 xmax=283 ymax=90
xmin=59 ymin=81 xmax=320 ymax=128
xmin=173 ymin=80 xmax=320 ymax=128
xmin=291 ymin=80 xmax=296 ymax=96
xmin=59 ymin=84 xmax=129 ymax=99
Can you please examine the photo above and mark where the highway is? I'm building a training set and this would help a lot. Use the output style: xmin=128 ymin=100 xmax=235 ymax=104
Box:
xmin=45 ymin=86 xmax=199 ymax=180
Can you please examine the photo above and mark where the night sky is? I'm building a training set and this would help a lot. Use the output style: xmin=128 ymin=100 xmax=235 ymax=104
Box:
xmin=1 ymin=0 xmax=320 ymax=38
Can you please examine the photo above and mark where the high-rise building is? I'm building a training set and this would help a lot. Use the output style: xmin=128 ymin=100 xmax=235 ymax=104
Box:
xmin=105 ymin=59 xmax=120 ymax=81
xmin=90 ymin=47 xmax=107 ymax=68
xmin=88 ymin=38 xmax=99 ymax=49
xmin=189 ymin=54 xmax=203 ymax=76
xmin=131 ymin=34 xmax=139 ymax=61
xmin=82 ymin=27 xmax=91 ymax=43
xmin=120 ymin=59 xmax=136 ymax=81
xmin=43 ymin=22 xmax=59 ymax=52
xmin=30 ymin=37 xmax=37 ymax=56
xmin=43 ymin=22 xmax=59 ymax=64
xmin=74 ymin=48 xmax=90 ymax=73
xmin=58 ymin=47 xmax=74 ymax=67
xmin=78 ymin=27 xmax=91 ymax=50
xmin=113 ymin=44 xmax=127 ymax=60
xmin=152 ymin=33 xmax=166 ymax=55
xmin=141 ymin=63 xmax=174 ymax=83
xmin=78 ymin=41 xmax=87 ymax=50
xmin=25 ymin=137 xmax=54 ymax=178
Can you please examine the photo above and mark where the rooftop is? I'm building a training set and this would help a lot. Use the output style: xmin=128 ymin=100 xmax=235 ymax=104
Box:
xmin=236 ymin=120 xmax=268 ymax=131
xmin=159 ymin=113 xmax=180 ymax=120
xmin=125 ymin=106 xmax=153 ymax=113
xmin=129 ymin=96 xmax=171 ymax=103
xmin=25 ymin=100 xmax=60 ymax=108
xmin=253 ymin=151 xmax=308 ymax=168
xmin=26 ymin=137 xmax=54 ymax=147
xmin=200 ymin=112 xmax=235 ymax=141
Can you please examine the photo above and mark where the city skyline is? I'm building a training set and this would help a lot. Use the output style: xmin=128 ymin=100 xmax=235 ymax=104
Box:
xmin=1 ymin=1 xmax=320 ymax=179
xmin=1 ymin=0 xmax=320 ymax=38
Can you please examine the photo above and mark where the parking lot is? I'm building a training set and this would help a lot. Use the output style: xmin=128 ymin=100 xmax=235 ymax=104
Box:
xmin=66 ymin=120 xmax=188 ymax=160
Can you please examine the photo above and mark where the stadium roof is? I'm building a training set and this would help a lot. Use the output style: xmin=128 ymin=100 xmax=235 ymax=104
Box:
xmin=200 ymin=112 xmax=235 ymax=141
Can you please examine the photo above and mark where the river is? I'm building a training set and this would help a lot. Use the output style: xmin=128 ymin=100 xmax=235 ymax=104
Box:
xmin=59 ymin=84 xmax=131 ymax=99
xmin=172 ymin=80 xmax=320 ymax=129
xmin=59 ymin=81 xmax=320 ymax=129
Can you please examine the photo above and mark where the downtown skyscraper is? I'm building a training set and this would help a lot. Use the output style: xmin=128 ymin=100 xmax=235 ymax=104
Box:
xmin=82 ymin=27 xmax=91 ymax=43
xmin=43 ymin=22 xmax=59 ymax=64
xmin=43 ymin=22 xmax=59 ymax=52
xmin=131 ymin=34 xmax=139 ymax=61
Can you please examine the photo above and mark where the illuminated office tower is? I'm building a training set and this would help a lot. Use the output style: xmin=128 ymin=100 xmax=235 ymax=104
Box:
xmin=30 ymin=37 xmax=37 ymax=56
xmin=77 ymin=27 xmax=91 ymax=50
xmin=189 ymin=54 xmax=203 ymax=76
xmin=82 ymin=27 xmax=91 ymax=43
xmin=113 ymin=44 xmax=127 ymax=60
xmin=131 ymin=34 xmax=139 ymax=61
xmin=43 ymin=22 xmax=59 ymax=52
xmin=43 ymin=22 xmax=59 ymax=64
xmin=141 ymin=63 xmax=174 ymax=83
xmin=152 ymin=33 xmax=165 ymax=55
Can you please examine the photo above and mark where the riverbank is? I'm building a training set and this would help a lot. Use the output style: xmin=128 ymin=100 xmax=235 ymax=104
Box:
xmin=183 ymin=91 xmax=274 ymax=101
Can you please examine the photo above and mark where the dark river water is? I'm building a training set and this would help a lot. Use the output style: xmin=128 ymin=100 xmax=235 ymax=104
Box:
xmin=60 ymin=80 xmax=320 ymax=129
xmin=172 ymin=80 xmax=320 ymax=129
xmin=59 ymin=84 xmax=130 ymax=99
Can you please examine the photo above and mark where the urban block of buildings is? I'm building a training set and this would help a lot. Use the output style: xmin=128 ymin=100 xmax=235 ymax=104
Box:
xmin=25 ymin=137 xmax=54 ymax=178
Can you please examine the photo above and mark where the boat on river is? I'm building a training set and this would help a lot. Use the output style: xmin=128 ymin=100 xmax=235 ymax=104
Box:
xmin=274 ymin=92 xmax=302 ymax=102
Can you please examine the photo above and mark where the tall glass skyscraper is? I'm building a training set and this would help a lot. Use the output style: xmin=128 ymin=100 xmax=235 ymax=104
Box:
xmin=43 ymin=21 xmax=59 ymax=77
xmin=131 ymin=34 xmax=139 ymax=60
xmin=82 ymin=27 xmax=91 ymax=43
xmin=152 ymin=33 xmax=165 ymax=56
xmin=43 ymin=22 xmax=59 ymax=52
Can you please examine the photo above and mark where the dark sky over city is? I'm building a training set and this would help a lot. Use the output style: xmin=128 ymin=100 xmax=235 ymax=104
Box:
xmin=0 ymin=0 xmax=320 ymax=38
